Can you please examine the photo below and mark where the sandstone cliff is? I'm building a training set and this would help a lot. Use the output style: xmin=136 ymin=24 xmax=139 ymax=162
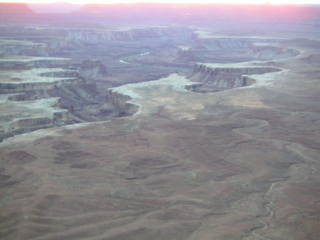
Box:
xmin=0 ymin=58 xmax=136 ymax=142
xmin=65 ymin=27 xmax=193 ymax=43
xmin=188 ymin=64 xmax=281 ymax=92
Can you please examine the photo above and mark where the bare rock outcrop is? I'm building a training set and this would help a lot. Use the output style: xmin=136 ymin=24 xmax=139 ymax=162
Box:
xmin=65 ymin=27 xmax=193 ymax=43
xmin=188 ymin=64 xmax=280 ymax=92
xmin=78 ymin=60 xmax=108 ymax=80
xmin=0 ymin=58 xmax=136 ymax=142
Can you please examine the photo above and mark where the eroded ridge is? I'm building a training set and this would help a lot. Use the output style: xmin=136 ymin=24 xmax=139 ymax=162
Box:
xmin=0 ymin=55 xmax=137 ymax=142
xmin=187 ymin=63 xmax=281 ymax=92
xmin=0 ymin=32 xmax=295 ymax=142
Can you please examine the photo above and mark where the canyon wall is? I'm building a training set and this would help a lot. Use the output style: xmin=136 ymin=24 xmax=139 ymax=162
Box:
xmin=188 ymin=64 xmax=281 ymax=92
xmin=65 ymin=27 xmax=193 ymax=43
xmin=0 ymin=58 xmax=136 ymax=142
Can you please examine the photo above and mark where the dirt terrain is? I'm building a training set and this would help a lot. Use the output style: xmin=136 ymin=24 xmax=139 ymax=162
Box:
xmin=0 ymin=3 xmax=320 ymax=240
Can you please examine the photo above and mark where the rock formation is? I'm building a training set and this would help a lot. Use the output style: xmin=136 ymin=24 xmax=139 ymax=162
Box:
xmin=65 ymin=27 xmax=193 ymax=43
xmin=78 ymin=59 xmax=109 ymax=80
xmin=0 ymin=57 xmax=136 ymax=142
xmin=188 ymin=63 xmax=281 ymax=92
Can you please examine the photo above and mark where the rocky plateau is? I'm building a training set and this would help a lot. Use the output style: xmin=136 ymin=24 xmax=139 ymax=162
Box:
xmin=0 ymin=3 xmax=320 ymax=240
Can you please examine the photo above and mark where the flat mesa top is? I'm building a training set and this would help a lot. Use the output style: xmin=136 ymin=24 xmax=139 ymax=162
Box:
xmin=199 ymin=62 xmax=273 ymax=68
xmin=112 ymin=73 xmax=197 ymax=99
xmin=0 ymin=39 xmax=44 ymax=46
xmin=194 ymin=31 xmax=287 ymax=40
xmin=0 ymin=68 xmax=77 ymax=84
xmin=0 ymin=56 xmax=70 ymax=63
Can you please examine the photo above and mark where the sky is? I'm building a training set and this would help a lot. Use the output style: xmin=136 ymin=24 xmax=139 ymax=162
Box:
xmin=0 ymin=0 xmax=320 ymax=4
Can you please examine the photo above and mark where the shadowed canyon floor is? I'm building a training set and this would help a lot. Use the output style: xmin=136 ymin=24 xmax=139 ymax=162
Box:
xmin=1 ymin=5 xmax=320 ymax=240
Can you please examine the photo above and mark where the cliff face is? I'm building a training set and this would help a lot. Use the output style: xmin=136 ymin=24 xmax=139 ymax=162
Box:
xmin=0 ymin=42 xmax=47 ymax=57
xmin=185 ymin=37 xmax=300 ymax=63
xmin=65 ymin=27 xmax=193 ymax=43
xmin=78 ymin=60 xmax=108 ymax=80
xmin=0 ymin=79 xmax=78 ymax=94
xmin=105 ymin=90 xmax=139 ymax=117
xmin=0 ymin=58 xmax=71 ymax=71
xmin=188 ymin=64 xmax=281 ymax=92
xmin=0 ymin=58 xmax=136 ymax=142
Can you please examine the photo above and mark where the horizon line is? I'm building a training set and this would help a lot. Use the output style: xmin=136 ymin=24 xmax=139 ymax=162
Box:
xmin=1 ymin=1 xmax=320 ymax=6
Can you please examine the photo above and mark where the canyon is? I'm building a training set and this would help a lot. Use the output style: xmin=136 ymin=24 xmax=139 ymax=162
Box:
xmin=0 ymin=26 xmax=297 ymax=142
xmin=0 ymin=3 xmax=320 ymax=240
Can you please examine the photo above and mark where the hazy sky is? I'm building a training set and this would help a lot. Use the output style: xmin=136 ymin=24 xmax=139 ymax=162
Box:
xmin=1 ymin=0 xmax=320 ymax=4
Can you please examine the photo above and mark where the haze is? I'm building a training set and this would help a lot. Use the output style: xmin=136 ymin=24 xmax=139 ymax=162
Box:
xmin=1 ymin=0 xmax=320 ymax=4
xmin=0 ymin=1 xmax=320 ymax=240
